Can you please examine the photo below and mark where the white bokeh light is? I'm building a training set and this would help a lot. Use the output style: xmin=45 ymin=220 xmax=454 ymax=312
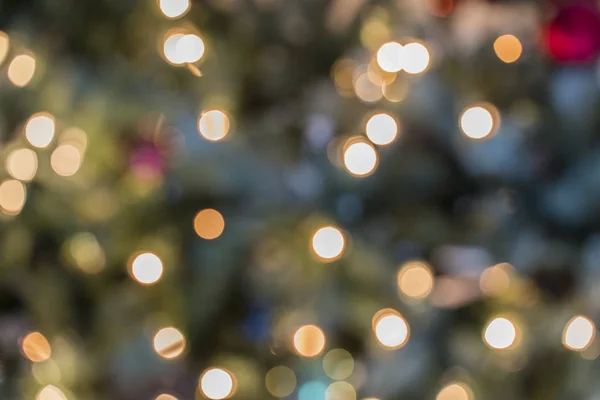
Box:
xmin=200 ymin=368 xmax=234 ymax=400
xmin=376 ymin=42 xmax=404 ymax=73
xmin=158 ymin=0 xmax=190 ymax=19
xmin=312 ymin=226 xmax=345 ymax=261
xmin=365 ymin=113 xmax=398 ymax=146
xmin=343 ymin=141 xmax=378 ymax=177
xmin=175 ymin=34 xmax=205 ymax=63
xmin=563 ymin=316 xmax=596 ymax=351
xmin=484 ymin=317 xmax=517 ymax=350
xmin=460 ymin=106 xmax=495 ymax=139
xmin=374 ymin=313 xmax=409 ymax=349
xmin=403 ymin=42 xmax=430 ymax=75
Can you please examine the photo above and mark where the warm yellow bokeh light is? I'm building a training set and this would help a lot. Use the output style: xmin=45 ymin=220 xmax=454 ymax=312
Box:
xmin=68 ymin=232 xmax=105 ymax=274
xmin=158 ymin=0 xmax=190 ymax=19
xmin=8 ymin=54 xmax=36 ymax=87
xmin=323 ymin=349 xmax=354 ymax=380
xmin=156 ymin=395 xmax=178 ymax=400
xmin=59 ymin=127 xmax=88 ymax=152
xmin=373 ymin=310 xmax=409 ymax=349
xmin=326 ymin=381 xmax=356 ymax=400
xmin=0 ymin=179 xmax=26 ymax=215
xmin=130 ymin=252 xmax=164 ymax=285
xmin=397 ymin=261 xmax=434 ymax=299
xmin=483 ymin=317 xmax=518 ymax=350
xmin=22 ymin=332 xmax=51 ymax=363
xmin=403 ymin=42 xmax=430 ymax=75
xmin=365 ymin=113 xmax=398 ymax=146
xmin=51 ymin=144 xmax=82 ymax=177
xmin=198 ymin=109 xmax=230 ymax=141
xmin=163 ymin=32 xmax=186 ymax=65
xmin=36 ymin=385 xmax=67 ymax=400
xmin=194 ymin=209 xmax=225 ymax=239
xmin=494 ymin=34 xmax=522 ymax=63
xmin=200 ymin=368 xmax=235 ymax=400
xmin=479 ymin=263 xmax=511 ymax=297
xmin=25 ymin=113 xmax=55 ymax=148
xmin=376 ymin=41 xmax=405 ymax=73
xmin=436 ymin=382 xmax=473 ymax=400
xmin=293 ymin=324 xmax=326 ymax=357
xmin=563 ymin=315 xmax=596 ymax=352
xmin=460 ymin=105 xmax=497 ymax=140
xmin=343 ymin=141 xmax=378 ymax=177
xmin=353 ymin=72 xmax=383 ymax=103
xmin=265 ymin=366 xmax=297 ymax=398
xmin=6 ymin=148 xmax=38 ymax=181
xmin=311 ymin=226 xmax=345 ymax=262
xmin=176 ymin=34 xmax=205 ymax=63
xmin=0 ymin=32 xmax=9 ymax=66
xmin=153 ymin=326 xmax=186 ymax=359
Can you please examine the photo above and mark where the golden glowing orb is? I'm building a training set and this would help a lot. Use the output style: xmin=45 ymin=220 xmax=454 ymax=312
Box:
xmin=436 ymin=382 xmax=473 ymax=400
xmin=373 ymin=310 xmax=409 ymax=349
xmin=0 ymin=32 xmax=9 ymax=66
xmin=479 ymin=264 xmax=511 ymax=297
xmin=130 ymin=252 xmax=164 ymax=285
xmin=8 ymin=54 xmax=36 ymax=87
xmin=51 ymin=144 xmax=82 ymax=177
xmin=376 ymin=42 xmax=405 ymax=73
xmin=156 ymin=395 xmax=178 ymax=400
xmin=326 ymin=381 xmax=356 ymax=400
xmin=0 ymin=179 xmax=26 ymax=215
xmin=343 ymin=140 xmax=378 ymax=177
xmin=153 ymin=326 xmax=186 ymax=359
xmin=365 ymin=113 xmax=399 ymax=146
xmin=194 ymin=209 xmax=225 ymax=240
xmin=293 ymin=324 xmax=326 ymax=357
xmin=483 ymin=317 xmax=518 ymax=350
xmin=353 ymin=72 xmax=383 ymax=103
xmin=36 ymin=385 xmax=67 ymax=400
xmin=265 ymin=366 xmax=297 ymax=398
xmin=397 ymin=261 xmax=434 ymax=299
xmin=198 ymin=109 xmax=230 ymax=141
xmin=199 ymin=368 xmax=235 ymax=400
xmin=25 ymin=113 xmax=55 ymax=148
xmin=494 ymin=34 xmax=522 ymax=64
xmin=323 ymin=348 xmax=354 ymax=380
xmin=6 ymin=148 xmax=37 ymax=181
xmin=22 ymin=332 xmax=51 ymax=363
xmin=563 ymin=315 xmax=596 ymax=352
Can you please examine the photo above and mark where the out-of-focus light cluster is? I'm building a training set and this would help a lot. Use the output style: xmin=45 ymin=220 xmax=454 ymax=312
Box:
xmin=163 ymin=30 xmax=206 ymax=65
xmin=343 ymin=139 xmax=378 ymax=177
xmin=311 ymin=226 xmax=345 ymax=262
xmin=397 ymin=260 xmax=434 ymax=300
xmin=375 ymin=41 xmax=430 ymax=75
xmin=436 ymin=382 xmax=473 ymax=400
xmin=36 ymin=385 xmax=67 ymax=400
xmin=158 ymin=0 xmax=190 ymax=19
xmin=365 ymin=112 xmax=398 ymax=146
xmin=198 ymin=109 xmax=230 ymax=141
xmin=8 ymin=53 xmax=36 ymax=87
xmin=460 ymin=104 xmax=500 ymax=140
xmin=494 ymin=34 xmax=522 ymax=64
xmin=6 ymin=148 xmax=38 ymax=181
xmin=372 ymin=309 xmax=409 ymax=349
xmin=26 ymin=113 xmax=55 ymax=148
xmin=293 ymin=324 xmax=326 ymax=357
xmin=129 ymin=252 xmax=164 ymax=285
xmin=323 ymin=348 xmax=354 ymax=380
xmin=199 ymin=368 xmax=235 ymax=399
xmin=194 ymin=208 xmax=225 ymax=239
xmin=153 ymin=326 xmax=186 ymax=359
xmin=21 ymin=332 xmax=51 ymax=363
xmin=483 ymin=317 xmax=518 ymax=350
xmin=265 ymin=366 xmax=297 ymax=397
xmin=563 ymin=315 xmax=595 ymax=352
xmin=0 ymin=179 xmax=26 ymax=215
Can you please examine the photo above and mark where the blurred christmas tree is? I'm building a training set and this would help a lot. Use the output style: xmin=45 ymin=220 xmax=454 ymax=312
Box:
xmin=1 ymin=0 xmax=600 ymax=399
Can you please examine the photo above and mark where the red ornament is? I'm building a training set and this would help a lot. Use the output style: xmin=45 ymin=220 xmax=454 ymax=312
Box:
xmin=544 ymin=2 xmax=600 ymax=64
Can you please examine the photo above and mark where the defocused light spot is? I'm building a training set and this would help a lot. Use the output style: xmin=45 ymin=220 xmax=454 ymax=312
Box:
xmin=130 ymin=252 xmax=164 ymax=285
xmin=436 ymin=382 xmax=473 ymax=400
xmin=494 ymin=34 xmax=522 ymax=63
xmin=460 ymin=105 xmax=497 ymax=139
xmin=353 ymin=72 xmax=383 ymax=103
xmin=311 ymin=226 xmax=345 ymax=262
xmin=200 ymin=368 xmax=235 ymax=400
xmin=8 ymin=54 xmax=36 ymax=87
xmin=326 ymin=381 xmax=356 ymax=400
xmin=31 ymin=359 xmax=61 ymax=385
xmin=158 ymin=0 xmax=190 ymax=18
xmin=176 ymin=34 xmax=205 ymax=63
xmin=343 ymin=140 xmax=378 ymax=177
xmin=36 ymin=385 xmax=67 ymax=400
xmin=59 ymin=127 xmax=88 ymax=153
xmin=156 ymin=395 xmax=178 ymax=400
xmin=6 ymin=148 xmax=37 ymax=181
xmin=0 ymin=32 xmax=9 ymax=66
xmin=373 ymin=310 xmax=409 ymax=349
xmin=153 ymin=327 xmax=186 ymax=359
xmin=429 ymin=0 xmax=454 ymax=17
xmin=397 ymin=260 xmax=434 ymax=299
xmin=360 ymin=17 xmax=391 ymax=50
xmin=298 ymin=381 xmax=327 ymax=400
xmin=194 ymin=209 xmax=225 ymax=239
xmin=163 ymin=32 xmax=185 ymax=65
xmin=198 ymin=109 xmax=230 ymax=141
xmin=67 ymin=233 xmax=105 ymax=274
xmin=323 ymin=349 xmax=354 ymax=380
xmin=332 ymin=59 xmax=357 ymax=97
xmin=484 ymin=317 xmax=517 ymax=350
xmin=293 ymin=324 xmax=326 ymax=357
xmin=22 ymin=332 xmax=51 ymax=363
xmin=376 ymin=42 xmax=404 ymax=73
xmin=382 ymin=79 xmax=408 ymax=103
xmin=265 ymin=366 xmax=296 ymax=397
xmin=51 ymin=144 xmax=82 ymax=177
xmin=25 ymin=113 xmax=55 ymax=148
xmin=367 ymin=61 xmax=396 ymax=87
xmin=479 ymin=263 xmax=511 ymax=297
xmin=403 ymin=42 xmax=430 ymax=75
xmin=0 ymin=179 xmax=26 ymax=215
xmin=365 ymin=113 xmax=398 ymax=146
xmin=563 ymin=316 xmax=595 ymax=351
